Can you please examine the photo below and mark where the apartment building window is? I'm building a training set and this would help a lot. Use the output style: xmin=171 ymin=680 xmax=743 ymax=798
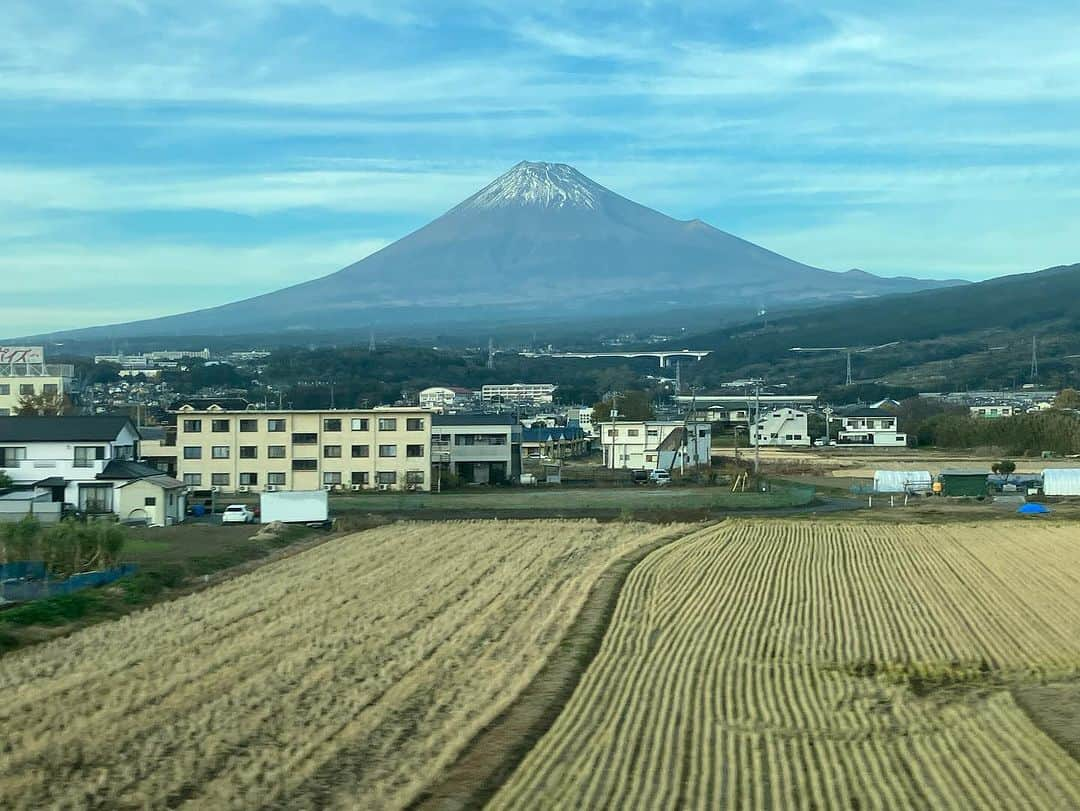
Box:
xmin=292 ymin=459 xmax=317 ymax=471
xmin=211 ymin=473 xmax=230 ymax=487
xmin=647 ymin=429 xmax=659 ymax=436
xmin=455 ymin=434 xmax=507 ymax=446
xmin=0 ymin=384 xmax=9 ymax=395
xmin=376 ymin=471 xmax=397 ymax=485
xmin=377 ymin=418 xmax=397 ymax=431
xmin=607 ymin=429 xmax=617 ymax=437
xmin=627 ymin=429 xmax=640 ymax=437
xmin=42 ymin=384 xmax=58 ymax=396
xmin=239 ymin=472 xmax=259 ymax=486
xmin=324 ymin=445 xmax=342 ymax=458
xmin=183 ymin=446 xmax=202 ymax=460
xmin=323 ymin=472 xmax=342 ymax=486
xmin=73 ymin=446 xmax=105 ymax=468
xmin=406 ymin=418 xmax=424 ymax=431
xmin=0 ymin=409 xmax=8 ymax=416
xmin=267 ymin=445 xmax=286 ymax=458
xmin=406 ymin=470 xmax=425 ymax=485
xmin=239 ymin=446 xmax=258 ymax=459
xmin=292 ymin=433 xmax=317 ymax=445
xmin=0 ymin=447 xmax=27 ymax=467
xmin=183 ymin=473 xmax=202 ymax=487
xmin=268 ymin=419 xmax=286 ymax=432
xmin=351 ymin=418 xmax=369 ymax=431
xmin=324 ymin=418 xmax=342 ymax=431
xmin=406 ymin=444 xmax=424 ymax=458
xmin=267 ymin=473 xmax=286 ymax=486
xmin=378 ymin=444 xmax=397 ymax=458
xmin=239 ymin=419 xmax=258 ymax=432
xmin=19 ymin=384 xmax=34 ymax=396
xmin=212 ymin=419 xmax=230 ymax=432
xmin=114 ymin=445 xmax=134 ymax=461
xmin=144 ymin=497 xmax=157 ymax=507
xmin=351 ymin=471 xmax=369 ymax=486
xmin=211 ymin=446 xmax=230 ymax=459
xmin=351 ymin=444 xmax=370 ymax=458
xmin=183 ymin=419 xmax=202 ymax=433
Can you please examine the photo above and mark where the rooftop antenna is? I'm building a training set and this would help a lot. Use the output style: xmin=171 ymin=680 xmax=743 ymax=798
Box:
xmin=1031 ymin=335 xmax=1038 ymax=384
xmin=487 ymin=337 xmax=496 ymax=370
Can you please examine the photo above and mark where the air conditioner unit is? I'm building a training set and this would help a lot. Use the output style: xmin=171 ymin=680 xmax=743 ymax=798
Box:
xmin=333 ymin=484 xmax=344 ymax=491
xmin=210 ymin=486 xmax=220 ymax=493
xmin=265 ymin=485 xmax=279 ymax=492
xmin=407 ymin=484 xmax=421 ymax=491
xmin=323 ymin=484 xmax=334 ymax=491
xmin=378 ymin=483 xmax=390 ymax=491
xmin=351 ymin=484 xmax=363 ymax=491
xmin=238 ymin=485 xmax=250 ymax=493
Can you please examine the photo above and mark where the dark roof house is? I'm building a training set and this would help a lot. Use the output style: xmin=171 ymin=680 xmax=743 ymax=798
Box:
xmin=0 ymin=416 xmax=137 ymax=443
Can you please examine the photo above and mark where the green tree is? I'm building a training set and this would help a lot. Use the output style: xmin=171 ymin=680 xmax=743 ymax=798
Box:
xmin=14 ymin=392 xmax=74 ymax=416
xmin=592 ymin=390 xmax=655 ymax=422
xmin=0 ymin=470 xmax=13 ymax=490
xmin=1055 ymin=388 xmax=1080 ymax=410
xmin=991 ymin=459 xmax=1017 ymax=483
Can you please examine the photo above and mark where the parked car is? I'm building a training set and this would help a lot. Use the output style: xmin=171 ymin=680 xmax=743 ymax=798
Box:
xmin=221 ymin=504 xmax=256 ymax=524
xmin=649 ymin=469 xmax=672 ymax=486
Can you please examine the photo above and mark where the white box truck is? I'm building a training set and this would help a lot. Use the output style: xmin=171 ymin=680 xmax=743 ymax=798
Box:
xmin=260 ymin=490 xmax=330 ymax=525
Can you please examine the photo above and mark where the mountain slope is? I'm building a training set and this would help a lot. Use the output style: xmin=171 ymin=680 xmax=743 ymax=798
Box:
xmin=28 ymin=161 xmax=959 ymax=340
xmin=686 ymin=262 xmax=1080 ymax=390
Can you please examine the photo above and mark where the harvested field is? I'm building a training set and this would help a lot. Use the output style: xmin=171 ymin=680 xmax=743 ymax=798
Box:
xmin=491 ymin=521 xmax=1080 ymax=810
xmin=0 ymin=519 xmax=690 ymax=810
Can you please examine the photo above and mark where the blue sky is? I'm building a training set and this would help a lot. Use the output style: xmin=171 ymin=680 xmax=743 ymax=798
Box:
xmin=3 ymin=0 xmax=1080 ymax=336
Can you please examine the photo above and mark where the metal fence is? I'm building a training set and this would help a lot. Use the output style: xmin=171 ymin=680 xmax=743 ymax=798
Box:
xmin=0 ymin=563 xmax=137 ymax=603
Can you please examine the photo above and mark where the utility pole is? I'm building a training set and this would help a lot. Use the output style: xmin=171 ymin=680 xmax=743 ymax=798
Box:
xmin=753 ymin=380 xmax=761 ymax=476
xmin=329 ymin=381 xmax=336 ymax=410
xmin=675 ymin=360 xmax=682 ymax=394
xmin=608 ymin=391 xmax=620 ymax=470
xmin=487 ymin=338 xmax=496 ymax=370
xmin=845 ymin=351 xmax=853 ymax=387
xmin=1031 ymin=335 xmax=1039 ymax=384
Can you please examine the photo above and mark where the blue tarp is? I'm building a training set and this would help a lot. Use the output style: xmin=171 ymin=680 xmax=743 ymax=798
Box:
xmin=1017 ymin=503 xmax=1051 ymax=515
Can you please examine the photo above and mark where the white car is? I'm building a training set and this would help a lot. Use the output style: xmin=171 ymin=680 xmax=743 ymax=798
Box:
xmin=649 ymin=470 xmax=672 ymax=486
xmin=221 ymin=504 xmax=256 ymax=524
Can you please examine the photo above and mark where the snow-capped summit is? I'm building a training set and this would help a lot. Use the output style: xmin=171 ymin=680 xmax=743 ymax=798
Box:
xmin=456 ymin=161 xmax=602 ymax=211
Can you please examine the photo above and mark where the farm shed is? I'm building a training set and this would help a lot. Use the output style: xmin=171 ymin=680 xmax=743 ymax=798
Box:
xmin=873 ymin=470 xmax=932 ymax=493
xmin=938 ymin=469 xmax=990 ymax=497
xmin=1042 ymin=468 xmax=1080 ymax=496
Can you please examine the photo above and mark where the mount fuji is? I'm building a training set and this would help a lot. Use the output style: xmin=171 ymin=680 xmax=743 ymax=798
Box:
xmin=38 ymin=161 xmax=959 ymax=340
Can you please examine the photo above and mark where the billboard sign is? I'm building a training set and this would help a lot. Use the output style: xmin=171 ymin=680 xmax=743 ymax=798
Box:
xmin=0 ymin=346 xmax=45 ymax=364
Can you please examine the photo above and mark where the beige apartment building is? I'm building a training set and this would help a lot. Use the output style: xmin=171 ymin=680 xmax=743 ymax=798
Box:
xmin=0 ymin=347 xmax=75 ymax=415
xmin=163 ymin=406 xmax=433 ymax=493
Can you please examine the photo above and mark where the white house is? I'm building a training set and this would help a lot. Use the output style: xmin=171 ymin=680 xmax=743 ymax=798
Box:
xmin=418 ymin=386 xmax=473 ymax=412
xmin=0 ymin=416 xmax=185 ymax=524
xmin=835 ymin=408 xmax=907 ymax=446
xmin=751 ymin=408 xmax=811 ymax=447
xmin=600 ymin=420 xmax=711 ymax=471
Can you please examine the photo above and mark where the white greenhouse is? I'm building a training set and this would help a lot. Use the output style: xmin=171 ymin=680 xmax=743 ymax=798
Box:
xmin=1042 ymin=468 xmax=1080 ymax=496
xmin=873 ymin=470 xmax=933 ymax=494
